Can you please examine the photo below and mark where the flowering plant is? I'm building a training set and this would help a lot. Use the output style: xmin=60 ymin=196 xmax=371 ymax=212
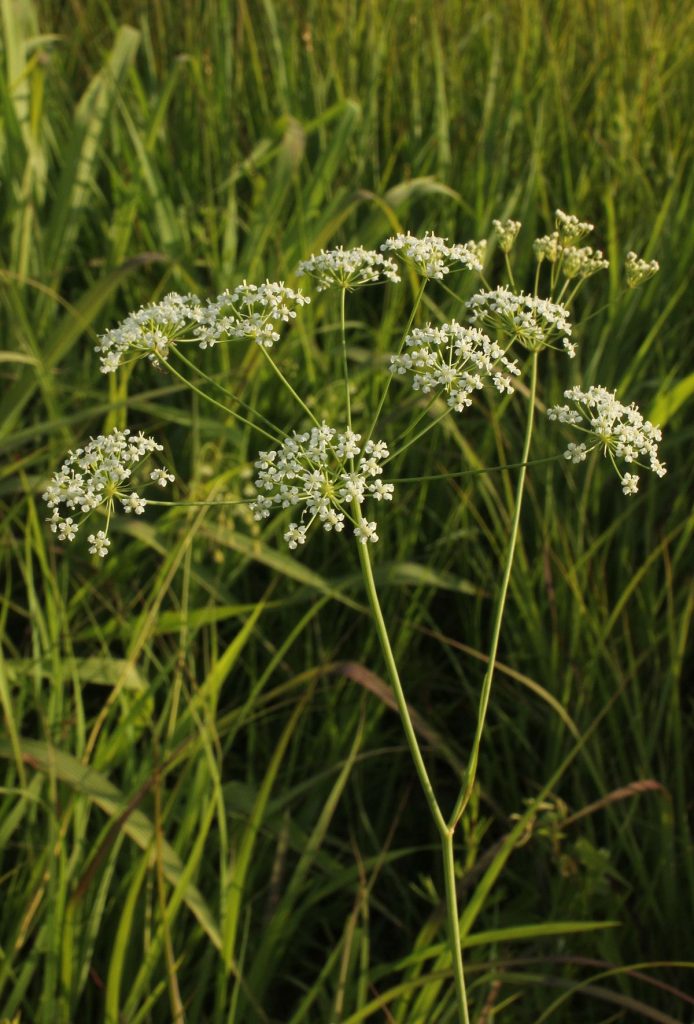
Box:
xmin=45 ymin=210 xmax=663 ymax=1023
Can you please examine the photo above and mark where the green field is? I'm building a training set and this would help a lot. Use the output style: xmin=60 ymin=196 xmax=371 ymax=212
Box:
xmin=1 ymin=1 xmax=693 ymax=1021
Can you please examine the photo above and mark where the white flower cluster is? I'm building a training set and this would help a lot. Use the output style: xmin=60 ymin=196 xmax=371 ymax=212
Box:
xmin=43 ymin=428 xmax=173 ymax=555
xmin=389 ymin=322 xmax=521 ymax=411
xmin=296 ymin=246 xmax=401 ymax=291
xmin=555 ymin=209 xmax=594 ymax=243
xmin=96 ymin=293 xmax=204 ymax=373
xmin=96 ymin=282 xmax=309 ymax=372
xmin=197 ymin=281 xmax=309 ymax=349
xmin=625 ymin=251 xmax=660 ymax=288
xmin=467 ymin=287 xmax=574 ymax=355
xmin=380 ymin=232 xmax=483 ymax=280
xmin=250 ymin=424 xmax=393 ymax=547
xmin=492 ymin=219 xmax=522 ymax=253
xmin=562 ymin=246 xmax=609 ymax=279
xmin=547 ymin=385 xmax=666 ymax=495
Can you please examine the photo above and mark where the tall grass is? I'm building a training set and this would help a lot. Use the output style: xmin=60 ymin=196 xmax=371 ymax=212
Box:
xmin=1 ymin=0 xmax=693 ymax=1020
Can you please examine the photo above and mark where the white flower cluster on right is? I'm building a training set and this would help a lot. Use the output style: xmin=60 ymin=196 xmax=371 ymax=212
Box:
xmin=381 ymin=232 xmax=483 ymax=280
xmin=467 ymin=287 xmax=574 ymax=355
xmin=625 ymin=250 xmax=660 ymax=288
xmin=389 ymin=322 xmax=521 ymax=411
xmin=547 ymin=385 xmax=666 ymax=495
xmin=249 ymin=424 xmax=393 ymax=547
xmin=297 ymin=246 xmax=401 ymax=291
xmin=96 ymin=281 xmax=309 ymax=372
xmin=532 ymin=210 xmax=608 ymax=281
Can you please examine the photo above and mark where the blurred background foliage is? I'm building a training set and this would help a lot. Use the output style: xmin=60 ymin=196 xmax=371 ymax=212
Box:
xmin=0 ymin=0 xmax=692 ymax=1020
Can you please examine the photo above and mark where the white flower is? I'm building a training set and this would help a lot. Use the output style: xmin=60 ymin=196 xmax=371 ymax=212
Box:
xmin=562 ymin=246 xmax=609 ymax=279
xmin=43 ymin=428 xmax=172 ymax=556
xmin=492 ymin=219 xmax=522 ymax=253
xmin=548 ymin=385 xmax=666 ymax=493
xmin=354 ymin=518 xmax=378 ymax=544
xmin=88 ymin=531 xmax=111 ymax=558
xmin=555 ymin=209 xmax=594 ymax=243
xmin=95 ymin=282 xmax=310 ymax=370
xmin=621 ymin=472 xmax=639 ymax=496
xmin=467 ymin=287 xmax=573 ymax=353
xmin=193 ymin=281 xmax=310 ymax=349
xmin=296 ymin=246 xmax=400 ymax=291
xmin=96 ymin=292 xmax=205 ymax=373
xmin=564 ymin=442 xmax=588 ymax=463
xmin=150 ymin=468 xmax=175 ymax=487
xmin=250 ymin=424 xmax=392 ymax=548
xmin=123 ymin=492 xmax=147 ymax=514
xmin=390 ymin=321 xmax=520 ymax=409
xmin=533 ymin=232 xmax=562 ymax=264
xmin=625 ymin=251 xmax=659 ymax=288
xmin=380 ymin=232 xmax=483 ymax=280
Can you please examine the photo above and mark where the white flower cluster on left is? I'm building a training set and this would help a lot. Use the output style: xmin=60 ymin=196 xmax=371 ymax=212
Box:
xmin=43 ymin=428 xmax=174 ymax=556
xmin=96 ymin=281 xmax=309 ymax=372
xmin=389 ymin=322 xmax=521 ymax=411
xmin=250 ymin=424 xmax=393 ymax=548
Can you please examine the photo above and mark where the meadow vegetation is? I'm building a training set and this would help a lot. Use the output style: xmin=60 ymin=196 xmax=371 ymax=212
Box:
xmin=1 ymin=1 xmax=693 ymax=1021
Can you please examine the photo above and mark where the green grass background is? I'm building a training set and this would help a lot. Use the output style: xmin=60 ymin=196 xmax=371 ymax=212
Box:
xmin=1 ymin=0 xmax=693 ymax=1020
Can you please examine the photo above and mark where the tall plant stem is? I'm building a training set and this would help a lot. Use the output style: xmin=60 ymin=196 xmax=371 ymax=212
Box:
xmin=442 ymin=830 xmax=471 ymax=1024
xmin=354 ymin=523 xmax=446 ymax=834
xmin=339 ymin=287 xmax=351 ymax=430
xmin=449 ymin=350 xmax=539 ymax=830
xmin=171 ymin=345 xmax=281 ymax=437
xmin=260 ymin=347 xmax=321 ymax=427
xmin=162 ymin=357 xmax=279 ymax=444
xmin=354 ymin=525 xmax=470 ymax=1024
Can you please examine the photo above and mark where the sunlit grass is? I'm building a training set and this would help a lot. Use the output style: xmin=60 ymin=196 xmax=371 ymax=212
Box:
xmin=1 ymin=0 xmax=693 ymax=1020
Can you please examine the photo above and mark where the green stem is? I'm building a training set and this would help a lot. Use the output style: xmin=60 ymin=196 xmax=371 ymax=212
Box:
xmin=442 ymin=831 xmax=471 ymax=1024
xmin=355 ymin=517 xmax=470 ymax=1024
xmin=162 ymin=358 xmax=279 ymax=444
xmin=504 ymin=251 xmax=516 ymax=289
xmin=354 ymin=521 xmax=446 ymax=835
xmin=386 ymin=407 xmax=450 ymax=463
xmin=170 ymin=345 xmax=281 ymax=438
xmin=449 ymin=351 xmax=539 ymax=830
xmin=367 ymin=278 xmax=426 ymax=441
xmin=339 ymin=287 xmax=351 ymax=431
xmin=260 ymin=347 xmax=321 ymax=428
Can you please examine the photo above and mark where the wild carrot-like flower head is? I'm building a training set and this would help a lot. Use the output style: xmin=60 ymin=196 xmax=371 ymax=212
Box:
xmin=96 ymin=282 xmax=310 ymax=371
xmin=467 ymin=287 xmax=574 ymax=356
xmin=389 ymin=322 xmax=520 ymax=411
xmin=548 ymin=385 xmax=666 ymax=495
xmin=492 ymin=219 xmax=522 ymax=253
xmin=43 ymin=428 xmax=173 ymax=556
xmin=250 ymin=424 xmax=393 ymax=548
xmin=380 ymin=231 xmax=483 ymax=280
xmin=625 ymin=251 xmax=660 ymax=288
xmin=296 ymin=246 xmax=401 ymax=291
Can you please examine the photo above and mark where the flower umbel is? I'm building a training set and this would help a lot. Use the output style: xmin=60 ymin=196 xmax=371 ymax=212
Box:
xmin=381 ymin=232 xmax=483 ymax=280
xmin=625 ymin=251 xmax=660 ymax=288
xmin=250 ymin=424 xmax=393 ymax=547
xmin=296 ymin=246 xmax=401 ymax=291
xmin=389 ymin=322 xmax=520 ymax=411
xmin=96 ymin=282 xmax=309 ymax=371
xmin=467 ymin=287 xmax=573 ymax=354
xmin=43 ymin=428 xmax=174 ymax=555
xmin=548 ymin=385 xmax=666 ymax=495
xmin=492 ymin=219 xmax=522 ymax=253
